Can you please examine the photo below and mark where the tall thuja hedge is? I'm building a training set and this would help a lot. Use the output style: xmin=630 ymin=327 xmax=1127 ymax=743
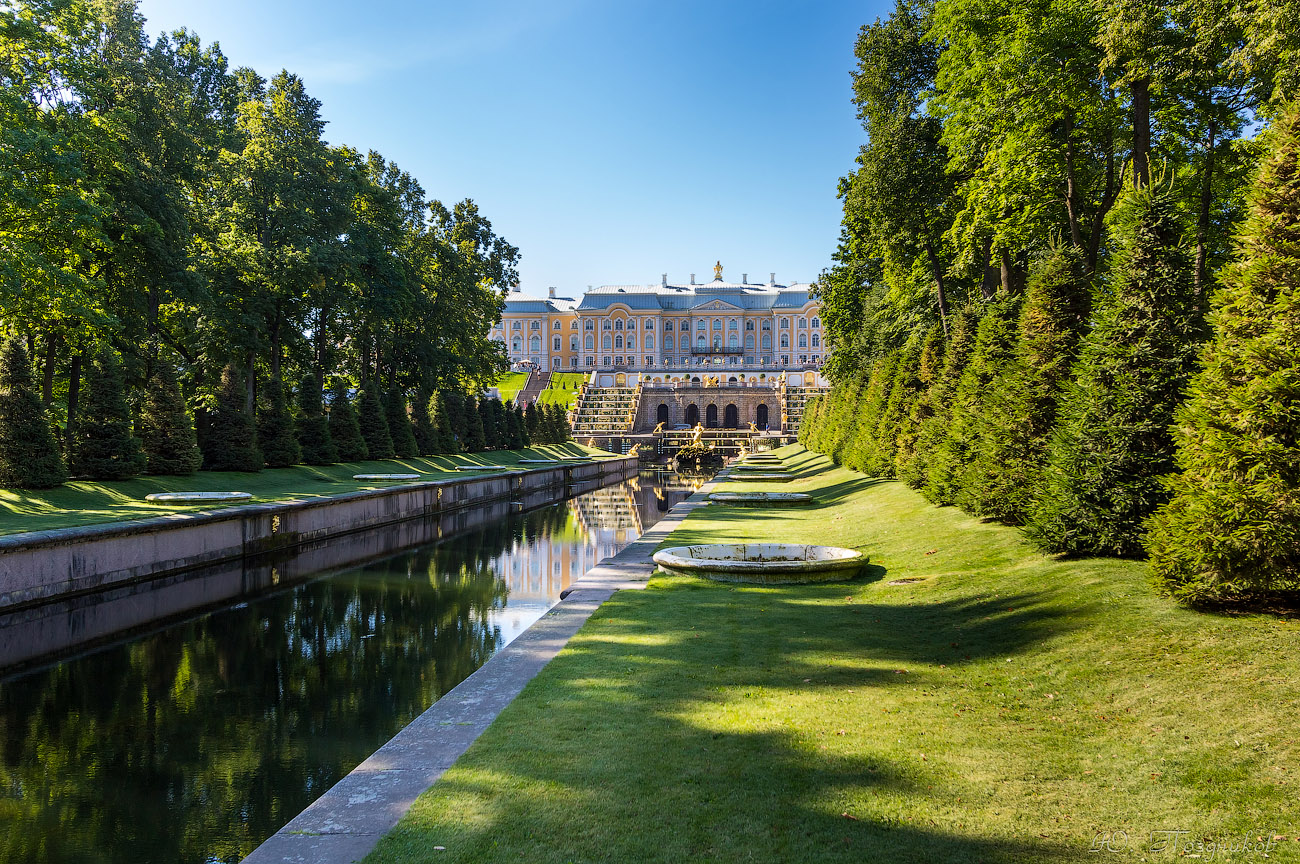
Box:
xmin=430 ymin=391 xmax=457 ymax=454
xmin=847 ymin=351 xmax=900 ymax=474
xmin=328 ymin=383 xmax=368 ymax=461
xmin=412 ymin=388 xmax=437 ymax=455
xmin=798 ymin=395 xmax=824 ymax=446
xmin=257 ymin=377 xmax=300 ymax=468
xmin=824 ymin=373 xmax=869 ymax=464
xmin=296 ymin=376 xmax=337 ymax=465
xmin=547 ymin=402 xmax=570 ymax=443
xmin=524 ymin=401 xmax=541 ymax=442
xmin=0 ymin=337 xmax=66 ymax=488
xmin=1146 ymin=109 xmax=1300 ymax=604
xmin=960 ymin=248 xmax=1090 ymax=523
xmin=386 ymin=389 xmax=418 ymax=458
xmin=203 ymin=364 xmax=262 ymax=472
xmin=139 ymin=363 xmax=202 ymax=475
xmin=1027 ymin=183 xmax=1202 ymax=557
xmin=870 ymin=331 xmax=928 ymax=478
xmin=71 ymin=351 xmax=146 ymax=480
xmin=924 ymin=293 xmax=1022 ymax=508
xmin=894 ymin=324 xmax=945 ymax=484
xmin=462 ymin=396 xmax=486 ymax=452
xmin=477 ymin=398 xmax=499 ymax=449
xmin=907 ymin=305 xmax=979 ymax=490
xmin=358 ymin=384 xmax=394 ymax=460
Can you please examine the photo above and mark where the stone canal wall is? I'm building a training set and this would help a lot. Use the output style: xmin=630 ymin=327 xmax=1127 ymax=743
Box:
xmin=0 ymin=457 xmax=637 ymax=611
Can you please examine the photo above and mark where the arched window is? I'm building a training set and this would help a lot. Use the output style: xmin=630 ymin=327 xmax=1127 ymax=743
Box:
xmin=780 ymin=317 xmax=789 ymax=329
xmin=554 ymin=336 xmax=561 ymax=350
xmin=571 ymin=320 xmax=579 ymax=329
xmin=512 ymin=338 xmax=522 ymax=353
xmin=664 ymin=335 xmax=674 ymax=350
xmin=712 ymin=334 xmax=722 ymax=348
xmin=531 ymin=320 xmax=540 ymax=330
xmin=745 ymin=320 xmax=754 ymax=331
xmin=570 ymin=336 xmax=578 ymax=351
xmin=713 ymin=318 xmax=722 ymax=330
xmin=798 ymin=333 xmax=807 ymax=348
xmin=697 ymin=318 xmax=707 ymax=330
xmin=696 ymin=335 xmax=706 ymax=349
xmin=585 ymin=319 xmax=594 ymax=330
xmin=761 ymin=333 xmax=772 ymax=349
xmin=761 ymin=320 xmax=771 ymax=330
xmin=603 ymin=319 xmax=612 ymax=330
xmin=615 ymin=335 xmax=623 ymax=349
xmin=627 ymin=319 xmax=636 ymax=330
xmin=512 ymin=321 xmax=521 ymax=330
xmin=728 ymin=318 xmax=738 ymax=330
xmin=530 ymin=335 xmax=541 ymax=352
xmin=797 ymin=317 xmax=806 ymax=329
xmin=645 ymin=320 xmax=654 ymax=330
xmin=728 ymin=333 xmax=739 ymax=348
xmin=627 ymin=335 xmax=636 ymax=351
xmin=553 ymin=320 xmax=561 ymax=330
xmin=585 ymin=334 xmax=594 ymax=351
xmin=645 ymin=334 xmax=654 ymax=350
xmin=812 ymin=317 xmax=820 ymax=328
xmin=664 ymin=320 xmax=673 ymax=331
xmin=615 ymin=319 xmax=624 ymax=331
xmin=602 ymin=333 xmax=612 ymax=350
xmin=780 ymin=334 xmax=789 ymax=348
xmin=812 ymin=333 xmax=821 ymax=347
xmin=706 ymin=404 xmax=718 ymax=427
xmin=745 ymin=334 xmax=754 ymax=350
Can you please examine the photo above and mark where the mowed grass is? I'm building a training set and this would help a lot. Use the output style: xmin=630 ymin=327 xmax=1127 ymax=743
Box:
xmin=0 ymin=443 xmax=605 ymax=536
xmin=493 ymin=371 xmax=530 ymax=402
xmin=366 ymin=446 xmax=1300 ymax=864
xmin=537 ymin=371 xmax=587 ymax=408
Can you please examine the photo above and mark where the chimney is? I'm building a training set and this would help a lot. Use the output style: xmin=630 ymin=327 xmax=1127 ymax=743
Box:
xmin=690 ymin=274 xmax=696 ymax=285
xmin=742 ymin=273 xmax=748 ymax=284
xmin=548 ymin=286 xmax=556 ymax=299
xmin=661 ymin=273 xmax=667 ymax=287
xmin=769 ymin=272 xmax=776 ymax=286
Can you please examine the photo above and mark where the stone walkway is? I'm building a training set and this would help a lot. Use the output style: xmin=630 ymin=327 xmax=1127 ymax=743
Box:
xmin=242 ymin=482 xmax=716 ymax=864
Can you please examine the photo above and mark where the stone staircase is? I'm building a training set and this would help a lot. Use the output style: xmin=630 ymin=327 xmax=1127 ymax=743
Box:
xmin=515 ymin=369 xmax=548 ymax=406
xmin=570 ymin=384 xmax=641 ymax=434
xmin=781 ymin=386 xmax=823 ymax=432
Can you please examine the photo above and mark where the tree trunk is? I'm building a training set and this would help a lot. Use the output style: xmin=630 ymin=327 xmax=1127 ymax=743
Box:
xmin=1086 ymin=141 xmax=1123 ymax=275
xmin=65 ymin=352 xmax=82 ymax=452
xmin=979 ymin=238 xmax=998 ymax=300
xmin=999 ymin=248 xmax=1023 ymax=295
xmin=41 ymin=332 xmax=57 ymax=406
xmin=1194 ymin=117 xmax=1217 ymax=297
xmin=922 ymin=235 xmax=950 ymax=337
xmin=1063 ymin=134 xmax=1085 ymax=251
xmin=1132 ymin=77 xmax=1151 ymax=189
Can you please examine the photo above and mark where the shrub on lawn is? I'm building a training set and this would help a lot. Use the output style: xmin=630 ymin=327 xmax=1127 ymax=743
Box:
xmin=70 ymin=350 xmax=147 ymax=481
xmin=328 ymin=382 xmax=368 ymax=461
xmin=296 ymin=375 xmax=337 ymax=465
xmin=0 ymin=337 xmax=66 ymax=488
xmin=257 ymin=377 xmax=300 ymax=468
xmin=386 ymin=388 xmax=418 ymax=457
xmin=894 ymin=323 xmax=945 ymax=484
xmin=907 ymin=304 xmax=979 ymax=489
xmin=462 ymin=396 xmax=486 ymax=452
xmin=358 ymin=384 xmax=394 ymax=460
xmin=202 ymin=364 xmax=262 ymax=472
xmin=139 ymin=363 xmax=202 ymax=476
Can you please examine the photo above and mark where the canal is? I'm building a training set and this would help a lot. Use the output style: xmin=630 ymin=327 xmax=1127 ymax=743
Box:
xmin=0 ymin=469 xmax=698 ymax=864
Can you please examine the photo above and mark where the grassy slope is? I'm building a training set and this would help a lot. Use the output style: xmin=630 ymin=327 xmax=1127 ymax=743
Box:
xmin=493 ymin=371 xmax=529 ymax=402
xmin=367 ymin=446 xmax=1300 ymax=864
xmin=537 ymin=371 xmax=587 ymax=407
xmin=0 ymin=443 xmax=603 ymax=535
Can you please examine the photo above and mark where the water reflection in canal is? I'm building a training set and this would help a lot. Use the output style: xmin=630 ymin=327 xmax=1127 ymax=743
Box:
xmin=0 ymin=468 xmax=695 ymax=864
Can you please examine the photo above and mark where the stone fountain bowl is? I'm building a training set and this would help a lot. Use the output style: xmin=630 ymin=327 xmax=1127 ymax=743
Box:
xmin=729 ymin=472 xmax=793 ymax=482
xmin=145 ymin=491 xmax=252 ymax=503
xmin=353 ymin=473 xmax=421 ymax=481
xmin=653 ymin=543 xmax=866 ymax=584
xmin=707 ymin=492 xmax=814 ymax=507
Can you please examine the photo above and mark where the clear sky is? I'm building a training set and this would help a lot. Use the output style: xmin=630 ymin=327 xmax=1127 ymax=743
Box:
xmin=134 ymin=0 xmax=888 ymax=295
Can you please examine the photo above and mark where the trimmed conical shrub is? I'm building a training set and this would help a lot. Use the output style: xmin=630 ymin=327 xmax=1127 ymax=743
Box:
xmin=328 ymin=382 xmax=368 ymax=461
xmin=960 ymin=247 xmax=1090 ymax=523
xmin=513 ymin=402 xmax=530 ymax=448
xmin=847 ymin=351 xmax=900 ymax=474
xmin=296 ymin=375 xmax=337 ymax=465
xmin=357 ymin=384 xmax=394 ymax=460
xmin=462 ymin=396 xmax=486 ymax=452
xmin=0 ymin=337 xmax=66 ymax=488
xmin=430 ymin=391 xmax=457 ymax=454
xmin=1027 ymin=183 xmax=1202 ymax=557
xmin=906 ymin=305 xmax=979 ymax=489
xmin=1146 ymin=108 xmax=1300 ymax=604
xmin=524 ymin=401 xmax=541 ymax=442
xmin=385 ymin=388 xmax=418 ymax=457
xmin=412 ymin=388 xmax=437 ymax=455
xmin=924 ymin=292 xmax=1022 ymax=507
xmin=869 ymin=331 xmax=928 ymax=479
xmin=505 ymin=402 xmax=526 ymax=449
xmin=549 ymin=402 xmax=571 ymax=442
xmin=894 ymin=324 xmax=945 ymax=484
xmin=443 ymin=391 xmax=468 ymax=451
xmin=257 ymin=377 xmax=300 ymax=468
xmin=71 ymin=350 xmax=147 ymax=480
xmin=202 ymin=364 xmax=262 ymax=472
xmin=479 ymin=397 xmax=501 ymax=450
xmin=139 ymin=363 xmax=202 ymax=475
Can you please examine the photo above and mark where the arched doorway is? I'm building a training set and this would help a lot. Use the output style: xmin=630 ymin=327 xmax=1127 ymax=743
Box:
xmin=656 ymin=403 xmax=669 ymax=425
xmin=756 ymin=404 xmax=769 ymax=430
xmin=727 ymin=376 xmax=737 ymax=384
xmin=706 ymin=404 xmax=718 ymax=427
xmin=723 ymin=404 xmax=738 ymax=428
xmin=686 ymin=403 xmax=700 ymax=427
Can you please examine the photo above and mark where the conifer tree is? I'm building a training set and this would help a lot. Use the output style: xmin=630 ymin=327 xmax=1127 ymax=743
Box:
xmin=443 ymin=391 xmax=468 ymax=451
xmin=412 ymin=388 xmax=437 ymax=455
xmin=894 ymin=324 xmax=945 ymax=483
xmin=524 ymin=401 xmax=541 ymax=442
xmin=924 ymin=293 xmax=1022 ymax=507
xmin=295 ymin=376 xmax=337 ymax=465
xmin=961 ymin=248 xmax=1090 ymax=523
xmin=462 ymin=396 xmax=486 ymax=451
xmin=1147 ymin=109 xmax=1300 ymax=604
xmin=550 ymin=402 xmax=571 ymax=442
xmin=202 ymin=364 xmax=263 ymax=472
xmin=431 ymin=391 xmax=457 ymax=454
xmin=139 ymin=363 xmax=202 ymax=476
xmin=70 ymin=350 xmax=147 ymax=480
xmin=328 ymin=382 xmax=368 ymax=462
xmin=848 ymin=351 xmax=900 ymax=474
xmin=907 ymin=305 xmax=979 ymax=489
xmin=357 ymin=384 xmax=395 ymax=460
xmin=868 ymin=332 xmax=928 ymax=479
xmin=257 ymin=377 xmax=300 ymax=468
xmin=479 ymin=397 xmax=502 ymax=449
xmin=0 ymin=337 xmax=66 ymax=488
xmin=1027 ymin=184 xmax=1202 ymax=557
xmin=504 ymin=401 xmax=524 ymax=449
xmin=385 ymin=388 xmax=418 ymax=457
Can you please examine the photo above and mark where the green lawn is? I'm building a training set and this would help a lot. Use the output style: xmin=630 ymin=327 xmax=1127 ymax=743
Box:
xmin=493 ymin=371 xmax=530 ymax=402
xmin=536 ymin=371 xmax=587 ymax=407
xmin=366 ymin=446 xmax=1300 ymax=863
xmin=0 ymin=443 xmax=606 ymax=536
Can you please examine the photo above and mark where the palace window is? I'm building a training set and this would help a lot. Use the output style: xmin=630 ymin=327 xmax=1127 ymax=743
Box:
xmin=645 ymin=356 xmax=653 ymax=367
xmin=745 ymin=334 xmax=754 ymax=350
xmin=585 ymin=319 xmax=594 ymax=330
xmin=627 ymin=319 xmax=636 ymax=330
xmin=512 ymin=321 xmax=521 ymax=330
xmin=602 ymin=356 xmax=612 ymax=367
xmin=713 ymin=318 xmax=721 ymax=330
xmin=761 ymin=320 xmax=771 ymax=330
xmin=645 ymin=320 xmax=653 ymax=330
xmin=697 ymin=335 xmax=706 ymax=349
xmin=512 ymin=338 xmax=522 ymax=352
xmin=586 ymin=356 xmax=595 ymax=366
xmin=570 ymin=336 xmax=578 ymax=351
xmin=554 ymin=337 xmax=561 ymax=350
xmin=798 ymin=334 xmax=807 ymax=348
xmin=798 ymin=317 xmax=806 ymax=329
xmin=614 ymin=319 xmax=624 ymax=331
xmin=664 ymin=335 xmax=674 ymax=350
xmin=728 ymin=333 xmax=739 ymax=348
xmin=585 ymin=334 xmax=595 ymax=351
xmin=645 ymin=334 xmax=654 ymax=350
xmin=780 ymin=334 xmax=789 ymax=348
xmin=572 ymin=320 xmax=579 ymax=329
xmin=602 ymin=334 xmax=612 ymax=350
xmin=745 ymin=320 xmax=754 ymax=331
xmin=779 ymin=317 xmax=788 ymax=329
xmin=530 ymin=335 xmax=541 ymax=352
xmin=627 ymin=335 xmax=636 ymax=351
xmin=728 ymin=318 xmax=738 ymax=330
xmin=553 ymin=320 xmax=561 ymax=330
xmin=812 ymin=333 xmax=820 ymax=347
xmin=615 ymin=335 xmax=623 ymax=349
xmin=761 ymin=334 xmax=772 ymax=349
xmin=664 ymin=320 xmax=673 ymax=331
xmin=603 ymin=320 xmax=612 ymax=330
xmin=531 ymin=321 xmax=540 ymax=330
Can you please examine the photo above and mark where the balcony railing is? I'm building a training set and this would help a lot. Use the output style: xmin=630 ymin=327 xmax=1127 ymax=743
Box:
xmin=689 ymin=345 xmax=744 ymax=355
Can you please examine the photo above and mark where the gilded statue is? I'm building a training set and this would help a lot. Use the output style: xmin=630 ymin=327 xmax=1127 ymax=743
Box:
xmin=749 ymin=421 xmax=758 ymax=433
xmin=653 ymin=421 xmax=666 ymax=434
xmin=691 ymin=423 xmax=705 ymax=445
xmin=713 ymin=260 xmax=723 ymax=280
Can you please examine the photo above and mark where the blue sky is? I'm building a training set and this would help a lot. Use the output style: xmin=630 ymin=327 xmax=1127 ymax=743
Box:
xmin=135 ymin=0 xmax=887 ymax=294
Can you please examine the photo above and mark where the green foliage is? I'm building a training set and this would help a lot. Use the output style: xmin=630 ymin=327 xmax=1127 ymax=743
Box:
xmin=907 ymin=305 xmax=980 ymax=490
xmin=893 ymin=324 xmax=945 ymax=484
xmin=295 ymin=376 xmax=337 ymax=465
xmin=357 ymin=385 xmax=395 ymax=460
xmin=924 ymin=293 xmax=1022 ymax=507
xmin=506 ymin=402 xmax=528 ymax=449
xmin=1027 ymin=184 xmax=1202 ymax=557
xmin=328 ymin=383 xmax=368 ymax=462
xmin=846 ymin=351 xmax=900 ymax=475
xmin=462 ymin=396 xmax=486 ymax=452
xmin=1147 ymin=108 xmax=1300 ymax=603
xmin=960 ymin=248 xmax=1091 ymax=523
xmin=257 ymin=377 xmax=300 ymax=469
xmin=524 ymin=401 xmax=540 ymax=441
xmin=138 ymin=363 xmax=202 ymax=476
xmin=442 ymin=391 xmax=468 ymax=452
xmin=0 ymin=337 xmax=66 ymax=488
xmin=202 ymin=365 xmax=262 ymax=472
xmin=385 ymin=389 xmax=418 ymax=457
xmin=411 ymin=388 xmax=437 ymax=456
xmin=429 ymin=391 xmax=457 ymax=454
xmin=71 ymin=351 xmax=146 ymax=481
xmin=549 ymin=402 xmax=571 ymax=443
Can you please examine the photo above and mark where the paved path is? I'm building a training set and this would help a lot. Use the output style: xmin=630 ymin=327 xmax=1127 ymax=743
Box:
xmin=242 ymin=480 xmax=716 ymax=864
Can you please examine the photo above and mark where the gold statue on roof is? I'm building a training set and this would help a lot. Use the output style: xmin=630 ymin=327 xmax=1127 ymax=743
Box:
xmin=714 ymin=260 xmax=723 ymax=280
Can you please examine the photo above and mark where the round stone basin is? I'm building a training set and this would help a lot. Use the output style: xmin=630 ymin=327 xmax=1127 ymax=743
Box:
xmin=353 ymin=473 xmax=421 ymax=481
xmin=707 ymin=492 xmax=814 ymax=506
xmin=144 ymin=491 xmax=252 ymax=503
xmin=653 ymin=543 xmax=866 ymax=584
xmin=730 ymin=473 xmax=793 ymax=482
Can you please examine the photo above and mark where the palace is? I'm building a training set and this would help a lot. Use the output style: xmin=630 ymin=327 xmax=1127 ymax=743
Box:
xmin=489 ymin=264 xmax=827 ymax=388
